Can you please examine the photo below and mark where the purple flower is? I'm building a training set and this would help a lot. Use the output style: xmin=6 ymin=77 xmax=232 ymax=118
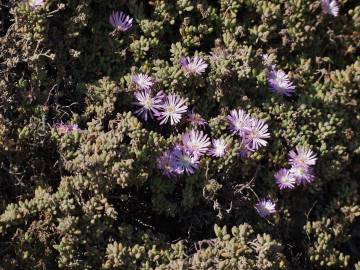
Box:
xmin=180 ymin=56 xmax=208 ymax=76
xmin=157 ymin=150 xmax=177 ymax=177
xmin=109 ymin=11 xmax=133 ymax=32
xmin=227 ymin=109 xmax=253 ymax=137
xmin=321 ymin=0 xmax=339 ymax=17
xmin=133 ymin=89 xmax=164 ymax=121
xmin=208 ymin=138 xmax=228 ymax=158
xmin=268 ymin=66 xmax=296 ymax=97
xmin=243 ymin=118 xmax=270 ymax=150
xmin=275 ymin=168 xmax=296 ymax=190
xmin=156 ymin=94 xmax=188 ymax=125
xmin=132 ymin=73 xmax=154 ymax=90
xmin=56 ymin=123 xmax=81 ymax=134
xmin=288 ymin=146 xmax=317 ymax=167
xmin=290 ymin=165 xmax=315 ymax=185
xmin=181 ymin=130 xmax=210 ymax=157
xmin=171 ymin=146 xmax=199 ymax=175
xmin=187 ymin=110 xmax=206 ymax=127
xmin=255 ymin=199 xmax=276 ymax=218
xmin=28 ymin=0 xmax=45 ymax=9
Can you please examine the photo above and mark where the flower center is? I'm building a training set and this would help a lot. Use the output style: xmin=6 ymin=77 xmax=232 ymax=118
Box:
xmin=138 ymin=78 xmax=146 ymax=86
xmin=280 ymin=176 xmax=288 ymax=183
xmin=216 ymin=145 xmax=225 ymax=155
xmin=179 ymin=155 xmax=191 ymax=166
xmin=189 ymin=142 xmax=199 ymax=150
xmin=278 ymin=77 xmax=285 ymax=85
xmin=235 ymin=121 xmax=243 ymax=129
xmin=167 ymin=105 xmax=175 ymax=113
xmin=143 ymin=98 xmax=153 ymax=109
xmin=294 ymin=167 xmax=305 ymax=176
xmin=250 ymin=130 xmax=258 ymax=139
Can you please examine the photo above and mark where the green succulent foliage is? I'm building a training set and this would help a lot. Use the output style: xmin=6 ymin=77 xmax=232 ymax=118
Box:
xmin=102 ymin=223 xmax=287 ymax=270
xmin=0 ymin=0 xmax=359 ymax=269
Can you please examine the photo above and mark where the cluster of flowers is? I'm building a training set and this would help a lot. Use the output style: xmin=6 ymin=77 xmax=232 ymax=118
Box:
xmin=156 ymin=110 xmax=273 ymax=177
xmin=132 ymin=54 xmax=207 ymax=124
xmin=133 ymin=87 xmax=188 ymax=125
xmin=275 ymin=146 xmax=317 ymax=190
xmin=255 ymin=146 xmax=317 ymax=218
xmin=157 ymin=130 xmax=210 ymax=176
xmin=132 ymin=61 xmax=204 ymax=127
xmin=131 ymin=50 xmax=277 ymax=220
xmin=227 ymin=109 xmax=270 ymax=156
xmin=52 ymin=8 xmax=323 ymax=220
xmin=154 ymin=108 xmax=271 ymax=177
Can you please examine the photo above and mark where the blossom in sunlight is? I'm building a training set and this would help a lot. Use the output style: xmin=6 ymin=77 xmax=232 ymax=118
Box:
xmin=288 ymin=146 xmax=317 ymax=167
xmin=132 ymin=73 xmax=154 ymax=90
xmin=156 ymin=94 xmax=188 ymax=125
xmin=180 ymin=56 xmax=208 ymax=76
xmin=182 ymin=130 xmax=211 ymax=157
xmin=227 ymin=109 xmax=253 ymax=137
xmin=243 ymin=118 xmax=270 ymax=150
xmin=28 ymin=0 xmax=45 ymax=9
xmin=133 ymin=89 xmax=164 ymax=121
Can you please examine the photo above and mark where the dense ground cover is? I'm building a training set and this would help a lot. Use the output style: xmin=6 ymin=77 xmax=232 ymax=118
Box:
xmin=0 ymin=0 xmax=359 ymax=269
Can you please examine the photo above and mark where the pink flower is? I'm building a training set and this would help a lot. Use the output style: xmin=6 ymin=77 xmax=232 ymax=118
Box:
xmin=56 ymin=123 xmax=81 ymax=134
xmin=237 ymin=138 xmax=253 ymax=158
xmin=243 ymin=118 xmax=270 ymax=150
xmin=290 ymin=165 xmax=315 ymax=185
xmin=321 ymin=0 xmax=339 ymax=17
xmin=132 ymin=73 xmax=154 ymax=90
xmin=268 ymin=66 xmax=296 ymax=97
xmin=255 ymin=199 xmax=276 ymax=218
xmin=181 ymin=130 xmax=211 ymax=157
xmin=180 ymin=56 xmax=208 ymax=76
xmin=171 ymin=146 xmax=199 ymax=175
xmin=155 ymin=94 xmax=188 ymax=125
xmin=227 ymin=109 xmax=253 ymax=137
xmin=28 ymin=0 xmax=45 ymax=9
xmin=288 ymin=146 xmax=317 ymax=167
xmin=157 ymin=150 xmax=177 ymax=178
xmin=133 ymin=90 xmax=164 ymax=121
xmin=275 ymin=168 xmax=296 ymax=190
